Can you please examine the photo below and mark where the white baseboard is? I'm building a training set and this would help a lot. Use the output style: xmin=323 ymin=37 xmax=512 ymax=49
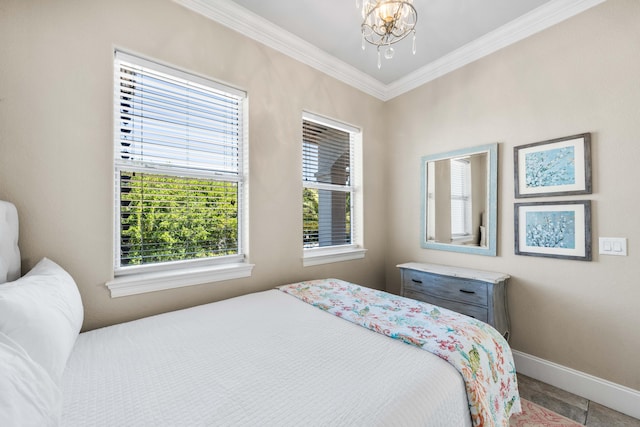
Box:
xmin=512 ymin=350 xmax=640 ymax=420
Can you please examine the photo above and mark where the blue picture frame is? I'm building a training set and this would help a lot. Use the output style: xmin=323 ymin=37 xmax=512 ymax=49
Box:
xmin=514 ymin=200 xmax=591 ymax=261
xmin=514 ymin=133 xmax=591 ymax=198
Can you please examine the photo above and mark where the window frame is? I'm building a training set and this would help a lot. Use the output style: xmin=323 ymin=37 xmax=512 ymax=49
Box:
xmin=450 ymin=157 xmax=473 ymax=240
xmin=301 ymin=111 xmax=366 ymax=266
xmin=107 ymin=50 xmax=252 ymax=297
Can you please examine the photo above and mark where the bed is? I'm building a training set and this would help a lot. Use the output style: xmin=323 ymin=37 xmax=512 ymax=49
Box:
xmin=0 ymin=200 xmax=520 ymax=426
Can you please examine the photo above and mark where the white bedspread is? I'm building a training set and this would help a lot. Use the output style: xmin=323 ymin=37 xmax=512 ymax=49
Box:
xmin=61 ymin=290 xmax=471 ymax=426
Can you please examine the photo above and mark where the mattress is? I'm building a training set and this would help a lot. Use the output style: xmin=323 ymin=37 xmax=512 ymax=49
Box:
xmin=61 ymin=289 xmax=471 ymax=426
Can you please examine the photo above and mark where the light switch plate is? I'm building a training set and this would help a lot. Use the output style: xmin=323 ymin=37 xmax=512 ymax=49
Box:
xmin=599 ymin=237 xmax=627 ymax=256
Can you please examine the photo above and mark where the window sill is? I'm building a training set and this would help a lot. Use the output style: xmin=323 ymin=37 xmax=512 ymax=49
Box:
xmin=106 ymin=262 xmax=254 ymax=298
xmin=303 ymin=246 xmax=367 ymax=267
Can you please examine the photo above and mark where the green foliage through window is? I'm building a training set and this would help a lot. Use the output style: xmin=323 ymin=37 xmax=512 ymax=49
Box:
xmin=120 ymin=172 xmax=238 ymax=265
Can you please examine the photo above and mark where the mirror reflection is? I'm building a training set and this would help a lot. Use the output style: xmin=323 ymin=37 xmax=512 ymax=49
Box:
xmin=426 ymin=152 xmax=488 ymax=246
xmin=421 ymin=143 xmax=498 ymax=256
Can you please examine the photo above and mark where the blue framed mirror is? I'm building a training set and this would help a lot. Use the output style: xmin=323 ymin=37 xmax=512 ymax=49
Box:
xmin=421 ymin=143 xmax=498 ymax=256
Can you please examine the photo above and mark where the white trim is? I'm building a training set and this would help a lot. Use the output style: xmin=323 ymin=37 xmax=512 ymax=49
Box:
xmin=303 ymin=181 xmax=353 ymax=193
xmin=303 ymin=111 xmax=361 ymax=134
xmin=106 ymin=262 xmax=254 ymax=297
xmin=174 ymin=0 xmax=386 ymax=100
xmin=174 ymin=0 xmax=605 ymax=101
xmin=303 ymin=246 xmax=367 ymax=267
xmin=114 ymin=254 xmax=245 ymax=277
xmin=512 ymin=350 xmax=640 ymax=420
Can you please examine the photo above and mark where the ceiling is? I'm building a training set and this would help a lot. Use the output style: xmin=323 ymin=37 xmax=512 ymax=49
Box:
xmin=175 ymin=0 xmax=605 ymax=100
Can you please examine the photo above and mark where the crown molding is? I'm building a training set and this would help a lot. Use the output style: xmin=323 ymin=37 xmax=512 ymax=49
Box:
xmin=175 ymin=0 xmax=606 ymax=102
xmin=174 ymin=0 xmax=387 ymax=100
xmin=386 ymin=0 xmax=607 ymax=99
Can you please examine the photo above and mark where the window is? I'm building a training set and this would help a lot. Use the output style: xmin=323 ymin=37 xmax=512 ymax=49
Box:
xmin=108 ymin=51 xmax=251 ymax=296
xmin=302 ymin=112 xmax=365 ymax=266
xmin=450 ymin=158 xmax=472 ymax=238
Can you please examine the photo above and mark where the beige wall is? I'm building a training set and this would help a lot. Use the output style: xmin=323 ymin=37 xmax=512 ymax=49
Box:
xmin=385 ymin=0 xmax=640 ymax=390
xmin=0 ymin=0 xmax=387 ymax=331
xmin=2 ymin=0 xmax=639 ymax=393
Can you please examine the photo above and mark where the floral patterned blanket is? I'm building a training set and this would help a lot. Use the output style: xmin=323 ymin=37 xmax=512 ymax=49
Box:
xmin=278 ymin=278 xmax=521 ymax=427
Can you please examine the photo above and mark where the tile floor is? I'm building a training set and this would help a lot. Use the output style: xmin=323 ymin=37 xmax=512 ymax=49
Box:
xmin=517 ymin=374 xmax=640 ymax=426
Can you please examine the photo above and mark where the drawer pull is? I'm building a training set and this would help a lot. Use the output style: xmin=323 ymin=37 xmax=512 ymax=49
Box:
xmin=459 ymin=289 xmax=475 ymax=294
xmin=411 ymin=279 xmax=423 ymax=284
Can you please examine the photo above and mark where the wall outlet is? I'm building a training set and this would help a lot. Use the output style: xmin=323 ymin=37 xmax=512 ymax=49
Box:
xmin=599 ymin=237 xmax=627 ymax=256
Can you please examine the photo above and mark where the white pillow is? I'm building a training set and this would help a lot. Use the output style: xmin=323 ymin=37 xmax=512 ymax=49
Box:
xmin=0 ymin=258 xmax=83 ymax=383
xmin=0 ymin=200 xmax=21 ymax=284
xmin=0 ymin=331 xmax=60 ymax=427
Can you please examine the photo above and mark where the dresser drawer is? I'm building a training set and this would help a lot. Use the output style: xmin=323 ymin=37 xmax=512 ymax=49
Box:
xmin=404 ymin=290 xmax=489 ymax=323
xmin=399 ymin=263 xmax=511 ymax=340
xmin=402 ymin=270 xmax=488 ymax=306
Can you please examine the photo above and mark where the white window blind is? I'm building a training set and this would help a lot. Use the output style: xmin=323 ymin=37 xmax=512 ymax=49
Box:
xmin=114 ymin=51 xmax=246 ymax=271
xmin=302 ymin=114 xmax=357 ymax=249
xmin=450 ymin=158 xmax=472 ymax=236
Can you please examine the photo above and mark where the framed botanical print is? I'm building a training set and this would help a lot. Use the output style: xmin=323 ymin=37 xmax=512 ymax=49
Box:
xmin=514 ymin=200 xmax=592 ymax=261
xmin=514 ymin=133 xmax=591 ymax=198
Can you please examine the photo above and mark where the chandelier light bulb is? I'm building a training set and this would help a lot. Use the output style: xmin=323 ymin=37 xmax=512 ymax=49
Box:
xmin=378 ymin=3 xmax=396 ymax=23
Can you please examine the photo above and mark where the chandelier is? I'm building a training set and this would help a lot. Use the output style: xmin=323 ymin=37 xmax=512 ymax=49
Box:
xmin=357 ymin=0 xmax=418 ymax=69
